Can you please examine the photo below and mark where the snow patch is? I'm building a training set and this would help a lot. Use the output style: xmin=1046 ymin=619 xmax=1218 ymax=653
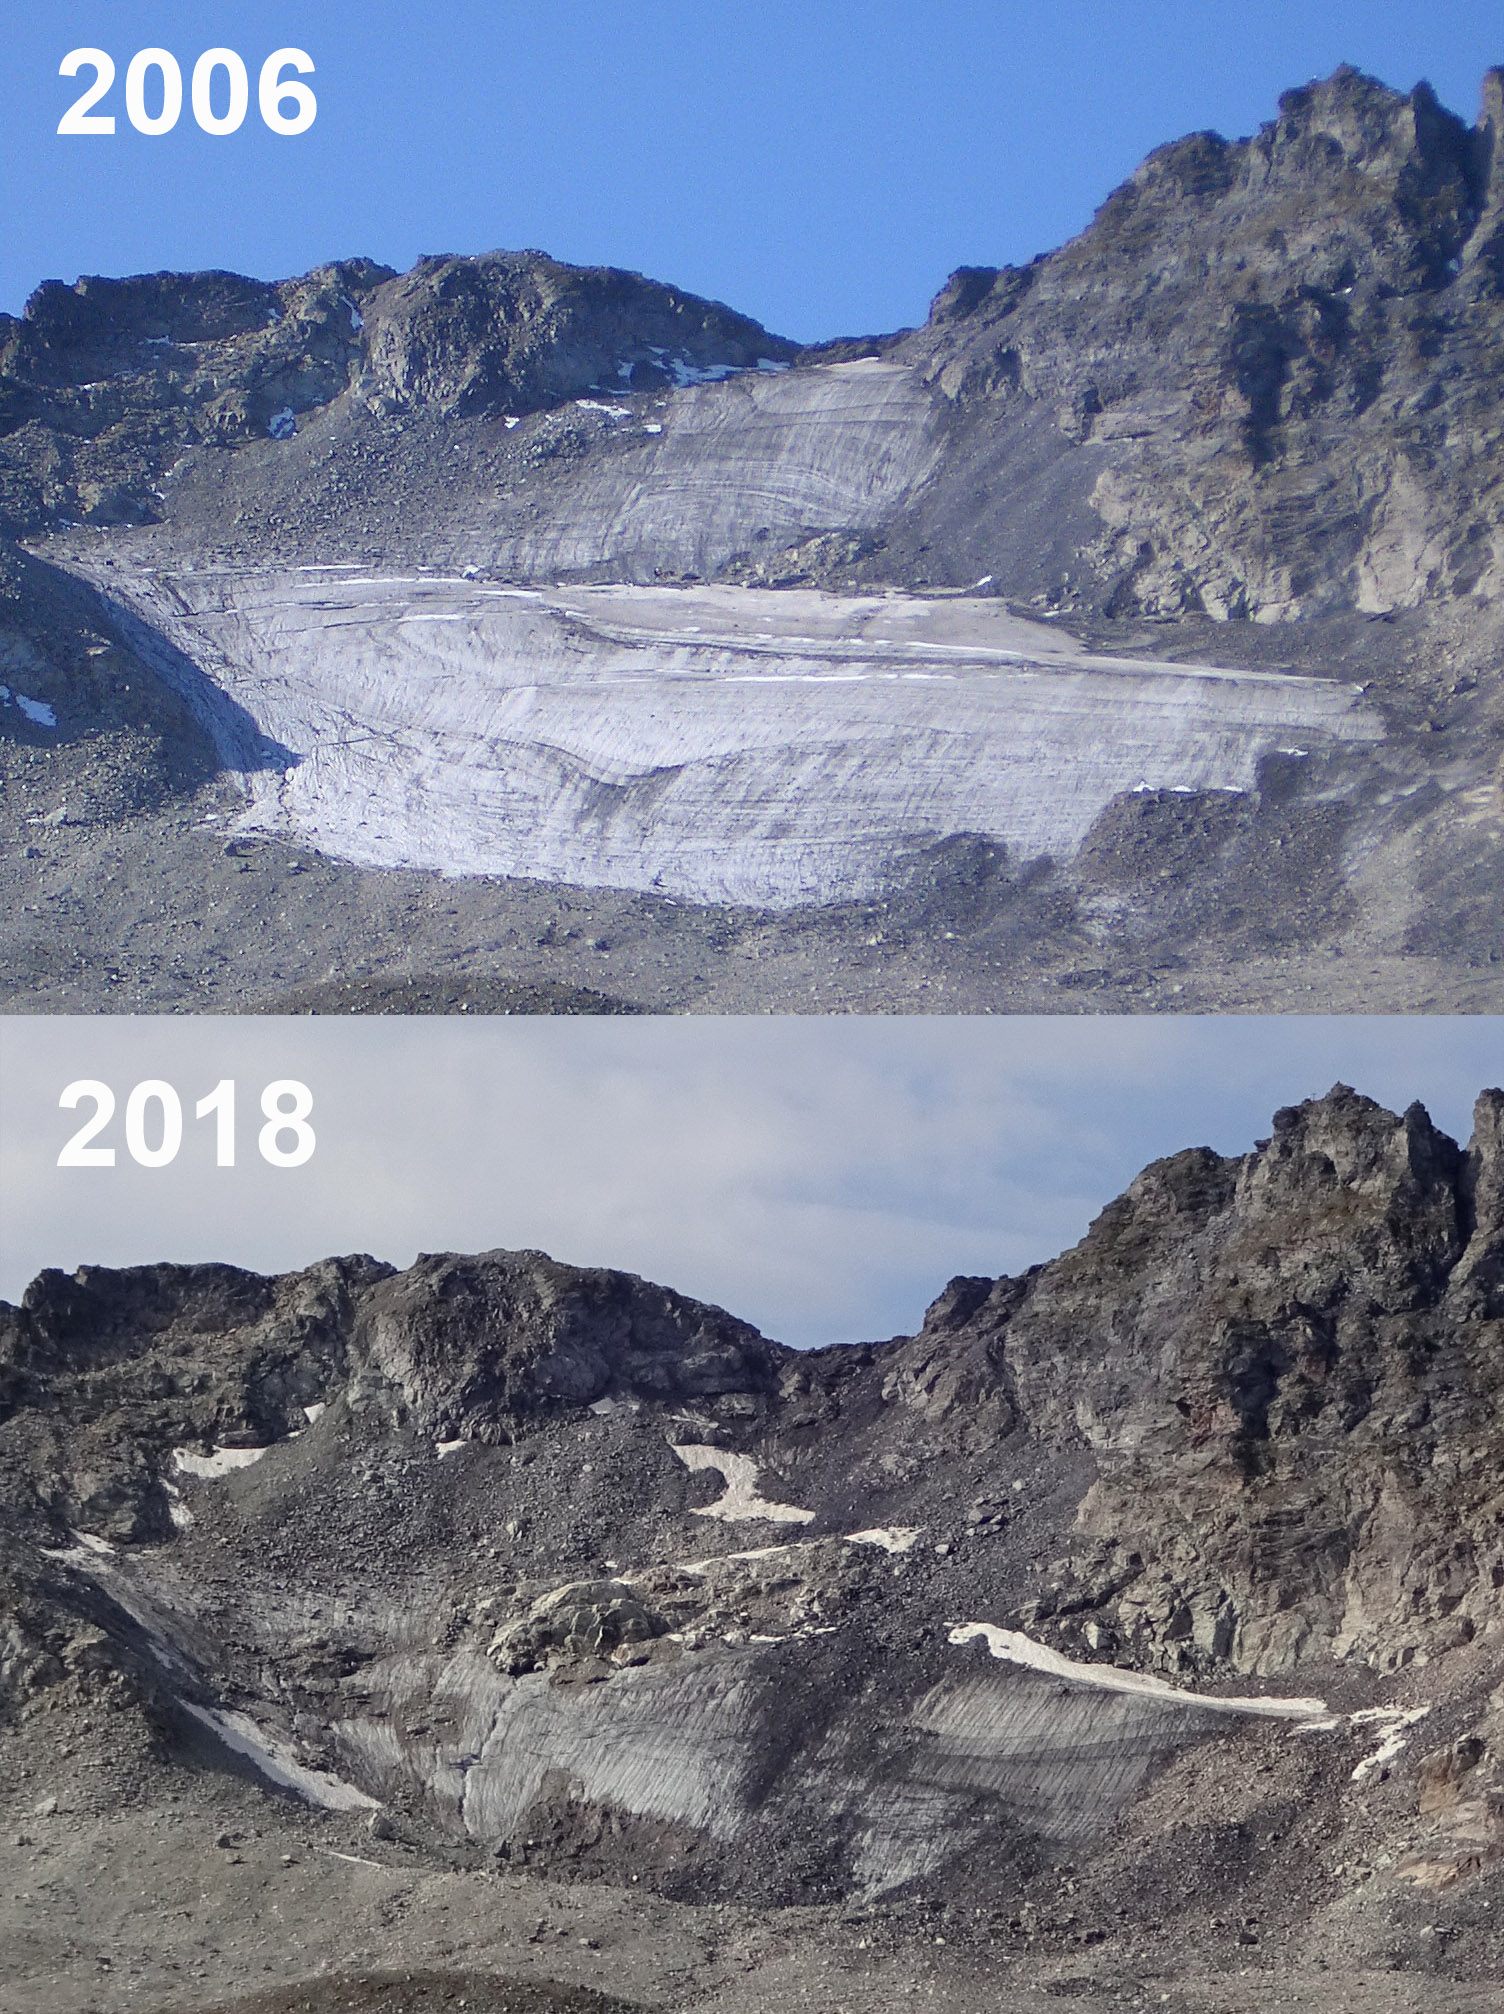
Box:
xmin=173 ymin=1444 xmax=269 ymax=1479
xmin=666 ymin=357 xmax=740 ymax=386
xmin=949 ymin=1624 xmax=1329 ymax=1721
xmin=845 ymin=1527 xmax=920 ymax=1554
xmin=42 ymin=1530 xmax=116 ymax=1563
xmin=267 ymin=408 xmax=296 ymax=441
xmin=575 ymin=400 xmax=633 ymax=419
xmin=1350 ymin=1705 xmax=1431 ymax=1782
xmin=671 ymin=1444 xmax=815 ymax=1525
xmin=435 ymin=1438 xmax=468 ymax=1459
xmin=0 ymin=686 xmax=58 ymax=728
xmin=302 ymin=1402 xmax=327 ymax=1425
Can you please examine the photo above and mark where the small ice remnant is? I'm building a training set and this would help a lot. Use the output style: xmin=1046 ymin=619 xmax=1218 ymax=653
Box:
xmin=173 ymin=1444 xmax=269 ymax=1479
xmin=0 ymin=686 xmax=57 ymax=728
xmin=670 ymin=1443 xmax=815 ymax=1525
xmin=340 ymin=294 xmax=364 ymax=333
xmin=435 ymin=1438 xmax=468 ymax=1458
xmin=845 ymin=1527 xmax=920 ymax=1554
xmin=1350 ymin=1705 xmax=1431 ymax=1782
xmin=302 ymin=1403 xmax=326 ymax=1425
xmin=268 ymin=408 xmax=297 ymax=441
xmin=642 ymin=422 xmax=664 ymax=435
xmin=949 ymin=1623 xmax=1329 ymax=1720
xmin=42 ymin=1530 xmax=116 ymax=1562
xmin=575 ymin=400 xmax=633 ymax=419
xmin=666 ymin=355 xmax=740 ymax=387
xmin=180 ymin=1701 xmax=378 ymax=1811
xmin=503 ymin=416 xmax=521 ymax=429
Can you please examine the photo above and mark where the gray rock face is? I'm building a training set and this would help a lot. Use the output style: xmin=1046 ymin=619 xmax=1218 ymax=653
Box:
xmin=352 ymin=1249 xmax=778 ymax=1439
xmin=5 ymin=1085 xmax=1504 ymax=1929
xmin=358 ymin=252 xmax=796 ymax=421
xmin=489 ymin=1581 xmax=667 ymax=1676
xmin=905 ymin=66 xmax=1504 ymax=621
xmin=0 ymin=252 xmax=794 ymax=534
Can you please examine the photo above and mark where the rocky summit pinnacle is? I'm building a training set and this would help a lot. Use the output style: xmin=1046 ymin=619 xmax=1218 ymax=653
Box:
xmin=907 ymin=64 xmax=1504 ymax=620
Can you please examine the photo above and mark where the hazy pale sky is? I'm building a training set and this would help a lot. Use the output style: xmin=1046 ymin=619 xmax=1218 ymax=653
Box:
xmin=4 ymin=3 xmax=1501 ymax=336
xmin=2 ymin=1016 xmax=1498 ymax=1347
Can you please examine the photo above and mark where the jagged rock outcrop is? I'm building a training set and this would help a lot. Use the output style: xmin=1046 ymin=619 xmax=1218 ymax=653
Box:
xmin=887 ymin=1087 xmax=1504 ymax=1677
xmin=905 ymin=66 xmax=1504 ymax=618
xmin=351 ymin=1249 xmax=781 ymax=1441
xmin=0 ymin=252 xmax=795 ymax=537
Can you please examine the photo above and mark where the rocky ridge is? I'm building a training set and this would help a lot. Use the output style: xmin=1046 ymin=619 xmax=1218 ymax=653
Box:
xmin=904 ymin=66 xmax=1504 ymax=622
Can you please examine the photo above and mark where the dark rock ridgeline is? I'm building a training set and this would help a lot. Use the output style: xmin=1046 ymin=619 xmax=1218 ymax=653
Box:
xmin=905 ymin=65 xmax=1504 ymax=617
xmin=4 ymin=1085 xmax=1502 ymax=1673
xmin=0 ymin=250 xmax=797 ymax=537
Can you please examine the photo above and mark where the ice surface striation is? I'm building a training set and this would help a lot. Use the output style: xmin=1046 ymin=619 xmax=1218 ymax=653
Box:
xmin=88 ymin=565 xmax=1381 ymax=907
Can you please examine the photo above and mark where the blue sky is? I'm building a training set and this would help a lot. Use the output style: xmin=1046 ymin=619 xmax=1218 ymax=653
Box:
xmin=3 ymin=1017 xmax=1499 ymax=1347
xmin=4 ymin=3 xmax=1501 ymax=338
